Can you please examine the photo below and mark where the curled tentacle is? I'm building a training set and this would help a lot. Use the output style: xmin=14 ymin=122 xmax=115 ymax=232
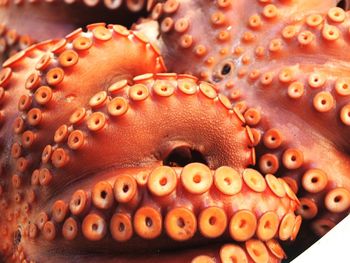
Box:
xmin=4 ymin=0 xmax=350 ymax=262
xmin=30 ymin=71 xmax=253 ymax=203
xmin=0 ymin=66 xmax=280 ymax=260
xmin=0 ymin=37 xmax=298 ymax=259
xmin=0 ymin=24 xmax=165 ymax=261
xmin=0 ymin=23 xmax=164 ymax=186
xmin=0 ymin=24 xmax=291 ymax=262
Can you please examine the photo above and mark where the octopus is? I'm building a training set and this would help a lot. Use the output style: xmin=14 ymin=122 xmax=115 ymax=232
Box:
xmin=0 ymin=0 xmax=349 ymax=262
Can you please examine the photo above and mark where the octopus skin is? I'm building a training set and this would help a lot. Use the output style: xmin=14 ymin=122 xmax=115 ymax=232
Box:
xmin=0 ymin=24 xmax=301 ymax=263
xmin=2 ymin=0 xmax=350 ymax=262
xmin=150 ymin=0 xmax=350 ymax=247
xmin=0 ymin=0 xmax=148 ymax=38
xmin=0 ymin=23 xmax=34 ymax=64
xmin=0 ymin=0 xmax=150 ymax=64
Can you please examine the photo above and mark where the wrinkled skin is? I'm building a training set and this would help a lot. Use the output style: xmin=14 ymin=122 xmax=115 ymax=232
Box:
xmin=0 ymin=0 xmax=350 ymax=262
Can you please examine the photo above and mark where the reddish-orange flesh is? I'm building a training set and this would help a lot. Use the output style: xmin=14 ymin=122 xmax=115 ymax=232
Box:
xmin=152 ymin=1 xmax=350 ymax=255
xmin=3 ymin=0 xmax=350 ymax=262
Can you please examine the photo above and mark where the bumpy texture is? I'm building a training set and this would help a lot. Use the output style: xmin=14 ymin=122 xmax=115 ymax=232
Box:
xmin=0 ymin=23 xmax=34 ymax=63
xmin=152 ymin=0 xmax=350 ymax=250
xmin=1 ymin=0 xmax=350 ymax=262
xmin=0 ymin=0 xmax=148 ymax=59
xmin=0 ymin=23 xmax=299 ymax=262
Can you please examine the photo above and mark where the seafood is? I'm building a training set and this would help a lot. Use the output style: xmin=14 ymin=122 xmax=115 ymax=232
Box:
xmin=0 ymin=0 xmax=349 ymax=262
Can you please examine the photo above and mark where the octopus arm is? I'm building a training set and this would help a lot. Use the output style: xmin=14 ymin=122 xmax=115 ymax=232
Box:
xmin=140 ymin=0 xmax=350 ymax=253
xmin=146 ymin=0 xmax=343 ymax=77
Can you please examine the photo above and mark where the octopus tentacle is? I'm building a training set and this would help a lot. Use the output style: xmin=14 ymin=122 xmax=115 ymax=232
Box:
xmin=0 ymin=70 xmax=279 ymax=261
xmin=0 ymin=23 xmax=164 ymax=182
xmin=232 ymin=104 xmax=350 ymax=256
xmin=0 ymin=23 xmax=288 ymax=261
xmin=227 ymin=8 xmax=350 ymax=232
xmin=4 ymin=0 xmax=350 ymax=261
xmin=192 ymin=239 xmax=287 ymax=263
xmin=0 ymin=24 xmax=165 ymax=261
xmin=146 ymin=0 xmax=350 ymax=238
xmin=149 ymin=0 xmax=340 ymax=78
xmin=31 ymin=72 xmax=253 ymax=202
xmin=0 ymin=38 xmax=58 ymax=166
xmin=0 ymin=23 xmax=35 ymax=64
xmin=217 ymin=9 xmax=350 ymax=147
xmin=239 ymin=103 xmax=350 ymax=256
xmin=242 ymin=106 xmax=350 ymax=229
xmin=0 ymin=38 xmax=298 ymax=259
xmin=23 ymin=165 xmax=297 ymax=256
xmin=0 ymin=0 xmax=147 ymax=10
xmin=62 ymin=0 xmax=147 ymax=11
xmin=150 ymin=1 xmax=350 ymax=147
xmin=0 ymin=0 xmax=149 ymax=62
xmin=0 ymin=1 xmax=176 ymax=64
xmin=136 ymin=2 xmax=350 ymax=259
xmin=8 ymin=239 xmax=287 ymax=263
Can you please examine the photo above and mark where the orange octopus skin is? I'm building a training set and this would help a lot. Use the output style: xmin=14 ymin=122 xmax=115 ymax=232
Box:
xmin=0 ymin=0 xmax=148 ymax=59
xmin=0 ymin=24 xmax=300 ymax=262
xmin=151 ymin=0 xmax=350 ymax=248
xmin=7 ymin=0 xmax=350 ymax=262
xmin=0 ymin=23 xmax=164 ymax=177
xmin=0 ymin=23 xmax=34 ymax=64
